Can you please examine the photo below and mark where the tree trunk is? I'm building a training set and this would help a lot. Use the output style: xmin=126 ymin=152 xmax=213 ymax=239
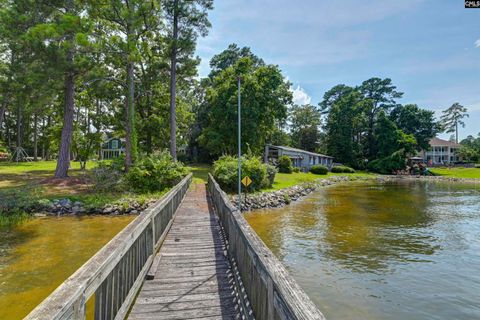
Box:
xmin=54 ymin=1 xmax=75 ymax=178
xmin=55 ymin=0 xmax=75 ymax=178
xmin=55 ymin=68 xmax=75 ymax=178
xmin=33 ymin=113 xmax=38 ymax=161
xmin=455 ymin=121 xmax=458 ymax=144
xmin=16 ymin=102 xmax=22 ymax=149
xmin=169 ymin=0 xmax=179 ymax=161
xmin=0 ymin=101 xmax=6 ymax=138
xmin=125 ymin=60 xmax=136 ymax=171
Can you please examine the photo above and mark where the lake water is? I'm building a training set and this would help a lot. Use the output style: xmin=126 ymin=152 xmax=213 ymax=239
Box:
xmin=0 ymin=215 xmax=134 ymax=319
xmin=245 ymin=180 xmax=480 ymax=320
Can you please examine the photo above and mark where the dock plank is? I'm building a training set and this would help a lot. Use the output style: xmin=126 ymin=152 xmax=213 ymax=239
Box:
xmin=128 ymin=184 xmax=240 ymax=320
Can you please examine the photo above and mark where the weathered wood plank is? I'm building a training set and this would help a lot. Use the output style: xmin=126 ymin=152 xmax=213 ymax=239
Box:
xmin=128 ymin=184 xmax=240 ymax=320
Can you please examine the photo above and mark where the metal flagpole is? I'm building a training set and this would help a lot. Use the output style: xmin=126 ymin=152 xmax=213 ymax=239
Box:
xmin=237 ymin=77 xmax=242 ymax=212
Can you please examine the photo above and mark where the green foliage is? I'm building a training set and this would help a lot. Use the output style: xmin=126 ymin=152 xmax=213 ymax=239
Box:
xmin=325 ymin=91 xmax=365 ymax=167
xmin=278 ymin=155 xmax=293 ymax=173
xmin=375 ymin=111 xmax=417 ymax=158
xmin=198 ymin=52 xmax=292 ymax=156
xmin=212 ymin=155 xmax=270 ymax=192
xmin=292 ymin=167 xmax=300 ymax=173
xmin=390 ymin=104 xmax=440 ymax=151
xmin=457 ymin=146 xmax=478 ymax=163
xmin=91 ymin=160 xmax=124 ymax=192
xmin=125 ymin=151 xmax=190 ymax=193
xmin=310 ymin=165 xmax=328 ymax=175
xmin=283 ymin=193 xmax=291 ymax=204
xmin=209 ymin=43 xmax=265 ymax=78
xmin=440 ymin=102 xmax=469 ymax=143
xmin=460 ymin=134 xmax=480 ymax=162
xmin=331 ymin=166 xmax=356 ymax=173
xmin=264 ymin=164 xmax=277 ymax=188
xmin=0 ymin=141 xmax=9 ymax=161
xmin=367 ymin=150 xmax=406 ymax=174
xmin=290 ymin=104 xmax=321 ymax=152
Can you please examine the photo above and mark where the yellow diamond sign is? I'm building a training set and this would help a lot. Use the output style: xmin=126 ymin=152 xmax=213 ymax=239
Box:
xmin=241 ymin=176 xmax=252 ymax=187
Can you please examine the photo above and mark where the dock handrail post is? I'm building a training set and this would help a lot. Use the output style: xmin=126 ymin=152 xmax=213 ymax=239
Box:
xmin=237 ymin=76 xmax=242 ymax=212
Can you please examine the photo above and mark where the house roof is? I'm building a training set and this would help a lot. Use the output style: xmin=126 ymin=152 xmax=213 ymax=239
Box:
xmin=429 ymin=137 xmax=462 ymax=148
xmin=267 ymin=145 xmax=334 ymax=158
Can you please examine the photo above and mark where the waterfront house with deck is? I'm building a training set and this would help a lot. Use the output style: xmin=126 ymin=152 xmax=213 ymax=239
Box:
xmin=264 ymin=144 xmax=334 ymax=171
xmin=420 ymin=137 xmax=463 ymax=165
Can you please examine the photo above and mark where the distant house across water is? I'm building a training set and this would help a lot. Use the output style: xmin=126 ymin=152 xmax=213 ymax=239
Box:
xmin=419 ymin=137 xmax=463 ymax=165
xmin=101 ymin=137 xmax=125 ymax=160
xmin=264 ymin=145 xmax=334 ymax=171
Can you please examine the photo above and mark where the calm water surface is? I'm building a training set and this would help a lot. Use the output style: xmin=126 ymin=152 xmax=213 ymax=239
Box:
xmin=245 ymin=180 xmax=480 ymax=320
xmin=0 ymin=215 xmax=134 ymax=319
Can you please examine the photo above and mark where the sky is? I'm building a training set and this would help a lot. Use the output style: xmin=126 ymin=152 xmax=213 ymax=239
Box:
xmin=196 ymin=0 xmax=480 ymax=140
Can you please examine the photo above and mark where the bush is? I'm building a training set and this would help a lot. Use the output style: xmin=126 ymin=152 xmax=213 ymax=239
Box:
xmin=91 ymin=161 xmax=124 ymax=192
xmin=213 ymin=155 xmax=270 ymax=192
xmin=292 ymin=167 xmax=300 ymax=173
xmin=278 ymin=155 xmax=293 ymax=173
xmin=264 ymin=164 xmax=277 ymax=188
xmin=0 ymin=141 xmax=10 ymax=161
xmin=331 ymin=166 xmax=356 ymax=173
xmin=310 ymin=165 xmax=328 ymax=175
xmin=367 ymin=150 xmax=406 ymax=174
xmin=124 ymin=151 xmax=190 ymax=193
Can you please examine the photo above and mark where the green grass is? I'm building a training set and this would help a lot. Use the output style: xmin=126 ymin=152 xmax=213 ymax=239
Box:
xmin=430 ymin=167 xmax=480 ymax=179
xmin=0 ymin=160 xmax=171 ymax=218
xmin=189 ymin=163 xmax=211 ymax=184
xmin=266 ymin=171 xmax=375 ymax=191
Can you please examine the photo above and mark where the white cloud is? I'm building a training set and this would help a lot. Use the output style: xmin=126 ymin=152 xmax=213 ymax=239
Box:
xmin=292 ymin=85 xmax=312 ymax=105
xmin=475 ymin=39 xmax=480 ymax=48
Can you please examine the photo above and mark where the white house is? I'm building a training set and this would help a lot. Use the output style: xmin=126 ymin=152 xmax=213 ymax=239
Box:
xmin=264 ymin=145 xmax=334 ymax=171
xmin=420 ymin=137 xmax=463 ymax=165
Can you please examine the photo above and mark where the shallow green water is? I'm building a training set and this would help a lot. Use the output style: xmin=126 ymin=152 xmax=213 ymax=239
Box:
xmin=245 ymin=180 xmax=480 ymax=320
xmin=0 ymin=215 xmax=134 ymax=319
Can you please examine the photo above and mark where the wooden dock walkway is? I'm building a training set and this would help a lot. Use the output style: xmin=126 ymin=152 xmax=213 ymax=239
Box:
xmin=128 ymin=183 xmax=241 ymax=320
xmin=26 ymin=174 xmax=325 ymax=320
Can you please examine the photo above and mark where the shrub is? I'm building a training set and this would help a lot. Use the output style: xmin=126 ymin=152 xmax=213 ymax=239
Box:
xmin=278 ymin=155 xmax=293 ymax=173
xmin=292 ymin=167 xmax=300 ymax=173
xmin=213 ymin=155 xmax=269 ymax=192
xmin=91 ymin=161 xmax=124 ymax=192
xmin=367 ymin=150 xmax=406 ymax=174
xmin=264 ymin=164 xmax=277 ymax=188
xmin=310 ymin=165 xmax=328 ymax=175
xmin=331 ymin=166 xmax=356 ymax=173
xmin=125 ymin=151 xmax=190 ymax=193
xmin=0 ymin=141 xmax=10 ymax=161
xmin=0 ymin=152 xmax=9 ymax=161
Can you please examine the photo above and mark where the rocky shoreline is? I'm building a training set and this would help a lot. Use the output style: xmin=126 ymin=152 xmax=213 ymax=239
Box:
xmin=387 ymin=175 xmax=480 ymax=184
xmin=230 ymin=175 xmax=378 ymax=211
xmin=31 ymin=198 xmax=156 ymax=217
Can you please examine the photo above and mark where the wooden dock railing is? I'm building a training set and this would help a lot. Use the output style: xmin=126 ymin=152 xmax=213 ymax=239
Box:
xmin=208 ymin=174 xmax=326 ymax=320
xmin=25 ymin=173 xmax=192 ymax=320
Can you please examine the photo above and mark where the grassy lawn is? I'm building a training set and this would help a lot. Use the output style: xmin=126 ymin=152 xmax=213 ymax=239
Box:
xmin=430 ymin=167 xmax=480 ymax=179
xmin=266 ymin=171 xmax=376 ymax=191
xmin=0 ymin=161 xmax=168 ymax=212
xmin=0 ymin=161 xmax=86 ymax=189
xmin=189 ymin=163 xmax=211 ymax=184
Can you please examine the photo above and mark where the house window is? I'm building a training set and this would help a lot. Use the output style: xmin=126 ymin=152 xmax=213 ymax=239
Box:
xmin=111 ymin=140 xmax=118 ymax=149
